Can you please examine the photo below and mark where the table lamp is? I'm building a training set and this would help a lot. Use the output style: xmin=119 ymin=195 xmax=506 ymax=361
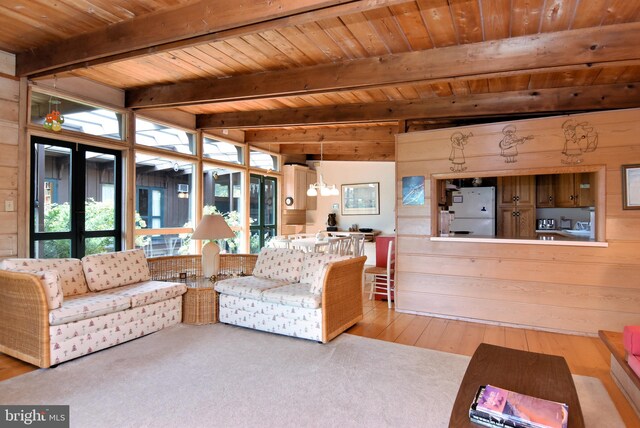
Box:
xmin=190 ymin=214 xmax=235 ymax=280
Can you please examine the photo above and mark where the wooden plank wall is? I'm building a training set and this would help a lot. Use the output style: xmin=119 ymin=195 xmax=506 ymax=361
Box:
xmin=0 ymin=72 xmax=19 ymax=259
xmin=396 ymin=108 xmax=640 ymax=335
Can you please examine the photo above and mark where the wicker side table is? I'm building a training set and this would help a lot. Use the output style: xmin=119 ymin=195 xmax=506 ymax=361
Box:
xmin=182 ymin=278 xmax=217 ymax=325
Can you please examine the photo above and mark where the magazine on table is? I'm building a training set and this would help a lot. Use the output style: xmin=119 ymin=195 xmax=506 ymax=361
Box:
xmin=469 ymin=384 xmax=568 ymax=428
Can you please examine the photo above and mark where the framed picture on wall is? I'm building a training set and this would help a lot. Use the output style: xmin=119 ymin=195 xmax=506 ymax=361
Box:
xmin=341 ymin=182 xmax=380 ymax=215
xmin=622 ymin=164 xmax=640 ymax=209
xmin=402 ymin=176 xmax=425 ymax=206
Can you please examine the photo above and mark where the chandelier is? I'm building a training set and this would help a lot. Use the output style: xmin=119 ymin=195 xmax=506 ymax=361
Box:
xmin=306 ymin=141 xmax=339 ymax=197
xmin=307 ymin=173 xmax=339 ymax=196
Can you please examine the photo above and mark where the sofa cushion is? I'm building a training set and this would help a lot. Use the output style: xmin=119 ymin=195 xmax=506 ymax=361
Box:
xmin=218 ymin=294 xmax=322 ymax=342
xmin=82 ymin=249 xmax=151 ymax=292
xmin=260 ymin=283 xmax=322 ymax=309
xmin=49 ymin=297 xmax=182 ymax=365
xmin=105 ymin=280 xmax=187 ymax=308
xmin=301 ymin=253 xmax=349 ymax=294
xmin=252 ymin=248 xmax=304 ymax=283
xmin=623 ymin=325 xmax=640 ymax=356
xmin=4 ymin=269 xmax=63 ymax=310
xmin=49 ymin=292 xmax=131 ymax=326
xmin=215 ymin=276 xmax=289 ymax=299
xmin=1 ymin=258 xmax=88 ymax=297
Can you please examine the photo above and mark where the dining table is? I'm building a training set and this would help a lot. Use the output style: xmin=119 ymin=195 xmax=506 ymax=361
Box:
xmin=288 ymin=237 xmax=330 ymax=253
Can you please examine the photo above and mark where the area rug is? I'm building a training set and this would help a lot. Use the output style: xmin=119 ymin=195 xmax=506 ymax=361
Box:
xmin=0 ymin=324 xmax=623 ymax=427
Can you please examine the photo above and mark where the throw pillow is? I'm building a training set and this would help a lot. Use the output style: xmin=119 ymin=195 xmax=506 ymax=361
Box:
xmin=1 ymin=258 xmax=88 ymax=296
xmin=253 ymin=248 xmax=304 ymax=283
xmin=82 ymin=248 xmax=151 ymax=291
xmin=624 ymin=325 xmax=640 ymax=356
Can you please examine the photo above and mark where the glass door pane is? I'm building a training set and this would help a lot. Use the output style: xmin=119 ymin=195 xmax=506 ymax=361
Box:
xmin=250 ymin=175 xmax=261 ymax=230
xmin=33 ymin=239 xmax=72 ymax=258
xmin=33 ymin=144 xmax=71 ymax=234
xmin=264 ymin=177 xmax=276 ymax=226
xmin=85 ymin=151 xmax=116 ymax=231
xmin=249 ymin=174 xmax=277 ymax=253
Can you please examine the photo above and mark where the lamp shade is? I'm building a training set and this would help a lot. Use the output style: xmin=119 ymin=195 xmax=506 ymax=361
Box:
xmin=191 ymin=214 xmax=235 ymax=240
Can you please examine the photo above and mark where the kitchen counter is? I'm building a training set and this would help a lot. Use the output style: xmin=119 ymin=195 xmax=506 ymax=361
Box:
xmin=431 ymin=233 xmax=607 ymax=247
xmin=535 ymin=229 xmax=593 ymax=240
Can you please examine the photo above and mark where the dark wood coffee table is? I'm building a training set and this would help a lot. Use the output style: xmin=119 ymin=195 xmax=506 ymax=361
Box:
xmin=449 ymin=343 xmax=584 ymax=427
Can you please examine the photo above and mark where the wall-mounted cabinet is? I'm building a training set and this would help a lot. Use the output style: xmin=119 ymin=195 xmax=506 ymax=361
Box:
xmin=554 ymin=173 xmax=595 ymax=207
xmin=306 ymin=169 xmax=317 ymax=211
xmin=535 ymin=174 xmax=556 ymax=208
xmin=283 ymin=164 xmax=309 ymax=210
xmin=498 ymin=175 xmax=535 ymax=206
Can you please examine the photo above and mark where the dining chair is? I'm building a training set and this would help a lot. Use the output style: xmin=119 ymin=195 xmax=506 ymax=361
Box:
xmin=327 ymin=237 xmax=350 ymax=255
xmin=289 ymin=233 xmax=315 ymax=240
xmin=363 ymin=240 xmax=395 ymax=308
xmin=268 ymin=235 xmax=291 ymax=249
xmin=349 ymin=233 xmax=366 ymax=257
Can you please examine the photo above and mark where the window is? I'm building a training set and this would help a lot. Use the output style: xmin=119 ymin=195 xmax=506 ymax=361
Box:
xmin=30 ymin=91 xmax=124 ymax=141
xmin=137 ymin=187 xmax=165 ymax=229
xmin=135 ymin=153 xmax=194 ymax=256
xmin=203 ymin=165 xmax=245 ymax=253
xmin=203 ymin=137 xmax=244 ymax=164
xmin=135 ymin=118 xmax=195 ymax=155
xmin=250 ymin=148 xmax=278 ymax=171
xmin=31 ymin=136 xmax=122 ymax=258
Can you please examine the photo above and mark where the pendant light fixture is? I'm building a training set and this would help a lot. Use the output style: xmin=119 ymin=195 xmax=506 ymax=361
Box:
xmin=307 ymin=141 xmax=339 ymax=197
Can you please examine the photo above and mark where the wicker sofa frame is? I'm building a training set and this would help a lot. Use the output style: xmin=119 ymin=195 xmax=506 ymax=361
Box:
xmin=147 ymin=254 xmax=258 ymax=281
xmin=0 ymin=254 xmax=256 ymax=368
xmin=150 ymin=253 xmax=366 ymax=343
xmin=0 ymin=253 xmax=363 ymax=368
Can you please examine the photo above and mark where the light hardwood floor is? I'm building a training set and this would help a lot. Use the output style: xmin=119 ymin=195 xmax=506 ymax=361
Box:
xmin=1 ymin=298 xmax=638 ymax=426
xmin=347 ymin=297 xmax=640 ymax=427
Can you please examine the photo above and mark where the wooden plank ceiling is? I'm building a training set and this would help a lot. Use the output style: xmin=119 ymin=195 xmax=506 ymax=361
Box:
xmin=3 ymin=0 xmax=640 ymax=161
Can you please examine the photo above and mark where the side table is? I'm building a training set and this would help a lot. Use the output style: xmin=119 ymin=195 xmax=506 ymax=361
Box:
xmin=182 ymin=277 xmax=217 ymax=325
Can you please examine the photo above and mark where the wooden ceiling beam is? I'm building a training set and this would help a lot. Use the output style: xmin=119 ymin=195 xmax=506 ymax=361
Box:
xmin=128 ymin=22 xmax=640 ymax=108
xmin=245 ymin=126 xmax=395 ymax=144
xmin=279 ymin=142 xmax=395 ymax=155
xmin=196 ymin=83 xmax=640 ymax=128
xmin=309 ymin=153 xmax=394 ymax=161
xmin=17 ymin=0 xmax=411 ymax=77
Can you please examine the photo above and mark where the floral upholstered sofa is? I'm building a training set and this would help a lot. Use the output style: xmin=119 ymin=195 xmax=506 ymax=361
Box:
xmin=215 ymin=248 xmax=366 ymax=343
xmin=0 ymin=249 xmax=186 ymax=368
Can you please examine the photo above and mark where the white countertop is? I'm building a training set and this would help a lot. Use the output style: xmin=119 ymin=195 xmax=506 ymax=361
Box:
xmin=431 ymin=234 xmax=607 ymax=247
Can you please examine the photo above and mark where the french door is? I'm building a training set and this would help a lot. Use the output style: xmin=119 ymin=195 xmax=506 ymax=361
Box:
xmin=249 ymin=174 xmax=277 ymax=253
xmin=30 ymin=136 xmax=123 ymax=258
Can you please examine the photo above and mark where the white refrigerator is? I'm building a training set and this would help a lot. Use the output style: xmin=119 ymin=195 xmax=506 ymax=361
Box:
xmin=448 ymin=187 xmax=496 ymax=236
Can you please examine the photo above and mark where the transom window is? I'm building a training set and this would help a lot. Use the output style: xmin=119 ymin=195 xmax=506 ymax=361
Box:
xmin=135 ymin=118 xmax=195 ymax=155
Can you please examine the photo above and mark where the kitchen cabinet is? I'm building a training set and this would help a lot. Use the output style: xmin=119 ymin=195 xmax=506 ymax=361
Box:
xmin=283 ymin=165 xmax=309 ymax=210
xmin=498 ymin=175 xmax=535 ymax=206
xmin=497 ymin=205 xmax=536 ymax=238
xmin=535 ymin=174 xmax=556 ymax=208
xmin=306 ymin=169 xmax=317 ymax=211
xmin=554 ymin=173 xmax=595 ymax=207
xmin=497 ymin=175 xmax=535 ymax=238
